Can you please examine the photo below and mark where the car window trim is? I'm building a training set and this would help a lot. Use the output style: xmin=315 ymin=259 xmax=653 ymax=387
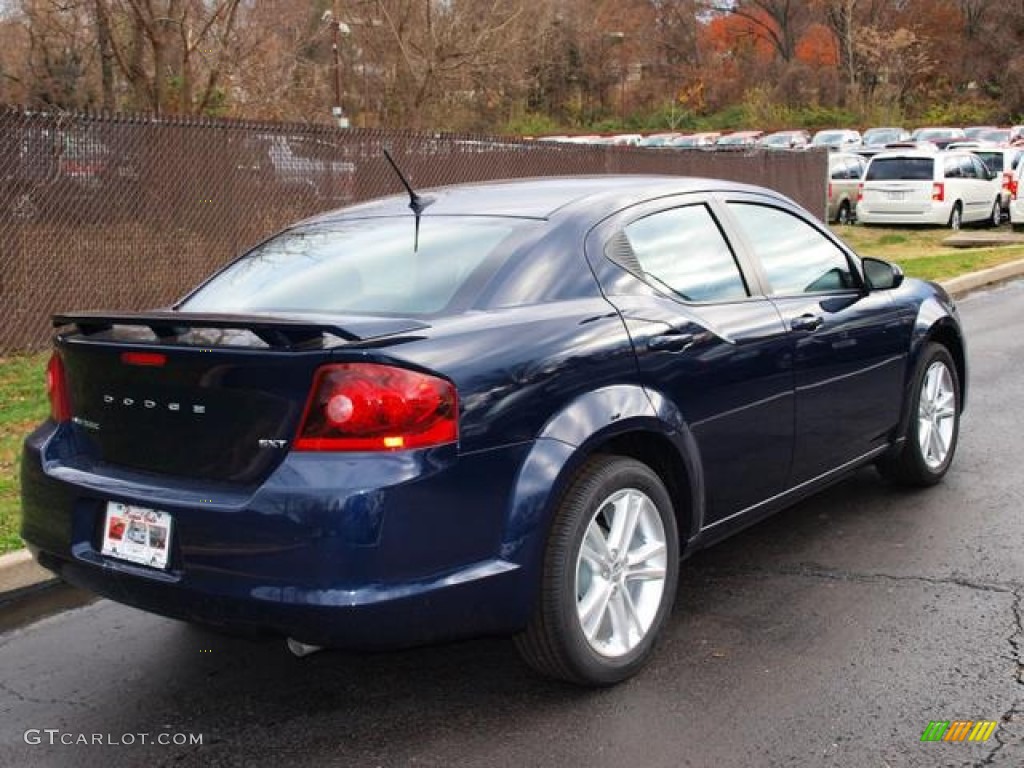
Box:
xmin=584 ymin=192 xmax=772 ymax=304
xmin=710 ymin=192 xmax=867 ymax=299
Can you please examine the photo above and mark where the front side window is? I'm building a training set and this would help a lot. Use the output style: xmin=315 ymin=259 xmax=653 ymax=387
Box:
xmin=975 ymin=152 xmax=1002 ymax=173
xmin=728 ymin=203 xmax=856 ymax=295
xmin=620 ymin=205 xmax=748 ymax=303
xmin=969 ymin=155 xmax=990 ymax=178
xmin=181 ymin=216 xmax=531 ymax=315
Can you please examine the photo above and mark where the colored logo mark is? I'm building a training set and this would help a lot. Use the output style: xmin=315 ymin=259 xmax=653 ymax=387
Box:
xmin=920 ymin=720 xmax=998 ymax=742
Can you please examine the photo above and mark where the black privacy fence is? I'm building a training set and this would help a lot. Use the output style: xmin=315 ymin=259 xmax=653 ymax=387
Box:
xmin=0 ymin=107 xmax=826 ymax=354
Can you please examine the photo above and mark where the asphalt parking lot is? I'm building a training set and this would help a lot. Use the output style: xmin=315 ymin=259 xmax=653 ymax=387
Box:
xmin=0 ymin=280 xmax=1021 ymax=768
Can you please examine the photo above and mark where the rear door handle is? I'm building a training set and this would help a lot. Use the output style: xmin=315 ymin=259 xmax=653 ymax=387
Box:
xmin=790 ymin=314 xmax=824 ymax=332
xmin=646 ymin=332 xmax=695 ymax=352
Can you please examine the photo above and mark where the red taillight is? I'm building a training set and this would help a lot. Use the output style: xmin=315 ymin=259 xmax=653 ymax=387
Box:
xmin=856 ymin=183 xmax=863 ymax=202
xmin=46 ymin=352 xmax=72 ymax=423
xmin=1003 ymin=171 xmax=1014 ymax=193
xmin=932 ymin=183 xmax=944 ymax=202
xmin=827 ymin=182 xmax=833 ymax=200
xmin=121 ymin=351 xmax=166 ymax=367
xmin=294 ymin=363 xmax=458 ymax=452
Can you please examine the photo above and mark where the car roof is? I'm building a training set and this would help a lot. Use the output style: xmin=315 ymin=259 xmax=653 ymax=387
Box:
xmin=306 ymin=175 xmax=778 ymax=222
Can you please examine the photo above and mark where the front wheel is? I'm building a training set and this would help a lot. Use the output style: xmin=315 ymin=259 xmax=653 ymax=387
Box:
xmin=877 ymin=343 xmax=961 ymax=486
xmin=989 ymin=199 xmax=1002 ymax=228
xmin=515 ymin=455 xmax=679 ymax=686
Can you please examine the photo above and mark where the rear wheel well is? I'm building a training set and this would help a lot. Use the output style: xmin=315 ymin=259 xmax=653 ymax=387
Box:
xmin=591 ymin=431 xmax=694 ymax=551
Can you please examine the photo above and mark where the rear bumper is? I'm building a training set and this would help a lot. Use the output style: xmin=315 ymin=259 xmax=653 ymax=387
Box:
xmin=21 ymin=423 xmax=537 ymax=648
xmin=30 ymin=545 xmax=524 ymax=648
xmin=856 ymin=202 xmax=950 ymax=226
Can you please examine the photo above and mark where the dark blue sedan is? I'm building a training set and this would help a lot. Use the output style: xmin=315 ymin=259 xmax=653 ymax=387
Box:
xmin=21 ymin=175 xmax=965 ymax=685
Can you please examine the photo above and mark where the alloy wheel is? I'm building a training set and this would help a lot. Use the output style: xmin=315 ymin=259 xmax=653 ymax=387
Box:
xmin=917 ymin=360 xmax=957 ymax=470
xmin=575 ymin=488 xmax=668 ymax=658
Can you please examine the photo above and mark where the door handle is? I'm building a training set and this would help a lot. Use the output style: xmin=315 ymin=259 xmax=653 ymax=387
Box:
xmin=791 ymin=314 xmax=824 ymax=332
xmin=646 ymin=332 xmax=695 ymax=352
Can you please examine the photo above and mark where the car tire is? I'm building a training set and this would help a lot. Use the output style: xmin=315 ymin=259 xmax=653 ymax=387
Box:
xmin=877 ymin=343 xmax=961 ymax=487
xmin=837 ymin=201 xmax=852 ymax=225
xmin=948 ymin=203 xmax=963 ymax=230
xmin=515 ymin=455 xmax=679 ymax=686
xmin=989 ymin=199 xmax=1001 ymax=228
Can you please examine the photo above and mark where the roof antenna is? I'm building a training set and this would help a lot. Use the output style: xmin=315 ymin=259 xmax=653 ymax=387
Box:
xmin=382 ymin=146 xmax=434 ymax=251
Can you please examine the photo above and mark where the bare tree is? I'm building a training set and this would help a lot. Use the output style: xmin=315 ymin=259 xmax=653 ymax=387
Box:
xmin=92 ymin=0 xmax=242 ymax=114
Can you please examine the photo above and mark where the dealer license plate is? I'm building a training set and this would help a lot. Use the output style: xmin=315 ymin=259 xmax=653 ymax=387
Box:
xmin=101 ymin=502 xmax=173 ymax=570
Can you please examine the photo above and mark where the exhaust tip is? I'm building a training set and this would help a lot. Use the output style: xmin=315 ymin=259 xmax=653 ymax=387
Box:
xmin=286 ymin=637 xmax=323 ymax=658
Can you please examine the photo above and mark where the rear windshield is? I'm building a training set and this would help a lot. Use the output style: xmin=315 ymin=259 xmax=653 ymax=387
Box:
xmin=865 ymin=157 xmax=935 ymax=181
xmin=181 ymin=216 xmax=533 ymax=316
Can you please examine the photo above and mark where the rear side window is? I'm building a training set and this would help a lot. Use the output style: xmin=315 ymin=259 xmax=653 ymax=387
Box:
xmin=621 ymin=205 xmax=748 ymax=303
xmin=974 ymin=152 xmax=1003 ymax=173
xmin=945 ymin=155 xmax=985 ymax=179
xmin=866 ymin=157 xmax=935 ymax=181
xmin=831 ymin=157 xmax=865 ymax=179
xmin=181 ymin=217 xmax=530 ymax=315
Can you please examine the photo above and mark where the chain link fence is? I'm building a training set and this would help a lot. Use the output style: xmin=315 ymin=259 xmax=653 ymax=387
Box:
xmin=0 ymin=107 xmax=826 ymax=355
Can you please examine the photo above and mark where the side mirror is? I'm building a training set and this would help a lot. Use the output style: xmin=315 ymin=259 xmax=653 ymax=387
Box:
xmin=862 ymin=257 xmax=904 ymax=291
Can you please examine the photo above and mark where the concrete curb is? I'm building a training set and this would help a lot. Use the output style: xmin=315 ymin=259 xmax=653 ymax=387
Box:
xmin=941 ymin=257 xmax=1024 ymax=298
xmin=3 ymin=259 xmax=1024 ymax=609
xmin=0 ymin=549 xmax=57 ymax=602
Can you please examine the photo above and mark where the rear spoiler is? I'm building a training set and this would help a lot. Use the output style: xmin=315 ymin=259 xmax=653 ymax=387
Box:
xmin=53 ymin=310 xmax=430 ymax=350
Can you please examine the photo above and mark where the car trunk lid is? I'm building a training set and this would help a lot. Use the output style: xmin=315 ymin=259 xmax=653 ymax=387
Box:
xmin=53 ymin=311 xmax=429 ymax=484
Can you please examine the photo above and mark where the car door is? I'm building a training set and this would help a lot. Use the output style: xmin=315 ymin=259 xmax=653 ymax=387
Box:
xmin=719 ymin=197 xmax=913 ymax=485
xmin=959 ymin=154 xmax=988 ymax=218
xmin=585 ymin=197 xmax=794 ymax=526
xmin=969 ymin=153 xmax=1001 ymax=213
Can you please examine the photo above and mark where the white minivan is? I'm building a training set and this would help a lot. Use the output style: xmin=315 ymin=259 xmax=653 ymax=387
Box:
xmin=1009 ymin=161 xmax=1024 ymax=231
xmin=856 ymin=150 xmax=1002 ymax=229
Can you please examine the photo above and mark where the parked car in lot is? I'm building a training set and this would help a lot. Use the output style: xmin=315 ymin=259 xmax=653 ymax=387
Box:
xmin=1009 ymin=162 xmax=1024 ymax=230
xmin=966 ymin=146 xmax=1024 ymax=218
xmin=1 ymin=125 xmax=125 ymax=220
xmin=963 ymin=125 xmax=999 ymax=141
xmin=234 ymin=134 xmax=355 ymax=205
xmin=22 ymin=175 xmax=966 ymax=686
xmin=909 ymin=127 xmax=967 ymax=149
xmin=638 ymin=133 xmax=682 ymax=148
xmin=857 ymin=150 xmax=1002 ymax=228
xmin=669 ymin=132 xmax=719 ymax=149
xmin=759 ymin=130 xmax=811 ymax=150
xmin=861 ymin=127 xmax=910 ymax=153
xmin=976 ymin=129 xmax=1011 ymax=144
xmin=714 ymin=130 xmax=764 ymax=149
xmin=827 ymin=152 xmax=867 ymax=223
xmin=811 ymin=128 xmax=862 ymax=150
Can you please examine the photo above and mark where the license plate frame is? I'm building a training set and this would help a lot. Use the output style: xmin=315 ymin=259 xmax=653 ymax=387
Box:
xmin=101 ymin=502 xmax=174 ymax=570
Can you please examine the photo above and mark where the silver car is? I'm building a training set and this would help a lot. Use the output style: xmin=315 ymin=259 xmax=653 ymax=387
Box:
xmin=827 ymin=152 xmax=867 ymax=224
